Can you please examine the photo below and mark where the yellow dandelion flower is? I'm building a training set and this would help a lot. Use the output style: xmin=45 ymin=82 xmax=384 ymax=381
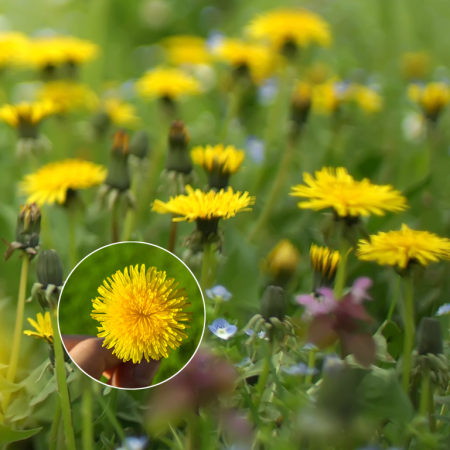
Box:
xmin=102 ymin=98 xmax=141 ymax=128
xmin=311 ymin=79 xmax=350 ymax=115
xmin=0 ymin=32 xmax=29 ymax=68
xmin=306 ymin=62 xmax=331 ymax=85
xmin=91 ymin=264 xmax=192 ymax=363
xmin=310 ymin=244 xmax=340 ymax=288
xmin=24 ymin=312 xmax=53 ymax=344
xmin=20 ymin=159 xmax=107 ymax=205
xmin=152 ymin=185 xmax=255 ymax=222
xmin=350 ymin=85 xmax=383 ymax=114
xmin=20 ymin=35 xmax=98 ymax=68
xmin=292 ymin=81 xmax=313 ymax=111
xmin=38 ymin=81 xmax=98 ymax=113
xmin=264 ymin=239 xmax=300 ymax=277
xmin=246 ymin=8 xmax=331 ymax=52
xmin=290 ymin=167 xmax=407 ymax=218
xmin=408 ymin=82 xmax=450 ymax=120
xmin=214 ymin=38 xmax=277 ymax=83
xmin=0 ymin=101 xmax=58 ymax=128
xmin=162 ymin=35 xmax=210 ymax=66
xmin=357 ymin=224 xmax=450 ymax=269
xmin=402 ymin=52 xmax=430 ymax=80
xmin=191 ymin=144 xmax=245 ymax=175
xmin=136 ymin=67 xmax=201 ymax=100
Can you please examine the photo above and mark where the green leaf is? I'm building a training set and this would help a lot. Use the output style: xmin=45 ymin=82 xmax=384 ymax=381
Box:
xmin=373 ymin=333 xmax=395 ymax=363
xmin=6 ymin=393 xmax=33 ymax=422
xmin=358 ymin=367 xmax=414 ymax=423
xmin=100 ymin=432 xmax=116 ymax=450
xmin=29 ymin=376 xmax=57 ymax=406
xmin=0 ymin=423 xmax=42 ymax=446
xmin=0 ymin=373 xmax=22 ymax=393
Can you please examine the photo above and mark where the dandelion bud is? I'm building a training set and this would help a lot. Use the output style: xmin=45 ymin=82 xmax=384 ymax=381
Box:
xmin=36 ymin=250 xmax=63 ymax=288
xmin=165 ymin=120 xmax=192 ymax=174
xmin=105 ymin=130 xmax=131 ymax=192
xmin=260 ymin=285 xmax=286 ymax=322
xmin=417 ymin=317 xmax=443 ymax=356
xmin=290 ymin=81 xmax=312 ymax=132
xmin=90 ymin=111 xmax=111 ymax=136
xmin=310 ymin=244 xmax=340 ymax=291
xmin=129 ymin=130 xmax=150 ymax=159
xmin=263 ymin=239 xmax=300 ymax=288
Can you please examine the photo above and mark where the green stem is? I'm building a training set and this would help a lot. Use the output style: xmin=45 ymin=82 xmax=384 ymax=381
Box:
xmin=333 ymin=237 xmax=350 ymax=299
xmin=201 ymin=242 xmax=212 ymax=292
xmin=249 ymin=134 xmax=298 ymax=243
xmin=419 ymin=365 xmax=430 ymax=417
xmin=386 ymin=276 xmax=401 ymax=322
xmin=68 ymin=211 xmax=78 ymax=270
xmin=402 ymin=276 xmax=415 ymax=393
xmin=212 ymin=299 xmax=221 ymax=318
xmin=82 ymin=384 xmax=93 ymax=450
xmin=220 ymin=83 xmax=241 ymax=142
xmin=49 ymin=400 xmax=61 ymax=450
xmin=50 ymin=310 xmax=76 ymax=450
xmin=168 ymin=217 xmax=177 ymax=253
xmin=186 ymin=413 xmax=198 ymax=450
xmin=254 ymin=341 xmax=272 ymax=412
xmin=3 ymin=255 xmax=30 ymax=412
xmin=305 ymin=349 xmax=316 ymax=385
xmin=97 ymin=395 xmax=129 ymax=449
xmin=111 ymin=200 xmax=119 ymax=243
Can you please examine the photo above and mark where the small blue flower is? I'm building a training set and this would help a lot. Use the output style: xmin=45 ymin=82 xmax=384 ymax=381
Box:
xmin=322 ymin=354 xmax=343 ymax=374
xmin=206 ymin=30 xmax=224 ymax=51
xmin=209 ymin=318 xmax=237 ymax=340
xmin=258 ymin=77 xmax=277 ymax=105
xmin=436 ymin=304 xmax=450 ymax=316
xmin=283 ymin=363 xmax=318 ymax=376
xmin=206 ymin=285 xmax=232 ymax=302
xmin=302 ymin=343 xmax=318 ymax=351
xmin=245 ymin=329 xmax=266 ymax=339
xmin=117 ymin=436 xmax=148 ymax=450
xmin=245 ymin=136 xmax=265 ymax=164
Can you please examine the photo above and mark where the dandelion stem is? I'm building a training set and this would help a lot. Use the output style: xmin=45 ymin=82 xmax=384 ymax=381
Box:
xmin=49 ymin=400 xmax=61 ymax=450
xmin=334 ymin=236 xmax=350 ymax=299
xmin=3 ymin=255 xmax=30 ymax=412
xmin=254 ymin=341 xmax=272 ymax=412
xmin=249 ymin=133 xmax=299 ymax=243
xmin=168 ymin=216 xmax=177 ymax=253
xmin=201 ymin=242 xmax=212 ymax=292
xmin=50 ymin=309 xmax=76 ymax=450
xmin=122 ymin=158 xmax=140 ymax=241
xmin=111 ymin=200 xmax=119 ymax=243
xmin=305 ymin=349 xmax=316 ymax=385
xmin=402 ymin=276 xmax=415 ymax=393
xmin=419 ymin=364 xmax=430 ymax=417
xmin=386 ymin=276 xmax=401 ymax=322
xmin=82 ymin=383 xmax=93 ymax=450
xmin=68 ymin=210 xmax=78 ymax=270
xmin=221 ymin=82 xmax=241 ymax=142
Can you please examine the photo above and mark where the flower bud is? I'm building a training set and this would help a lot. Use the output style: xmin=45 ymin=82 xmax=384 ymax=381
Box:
xmin=263 ymin=239 xmax=300 ymax=288
xmin=165 ymin=120 xmax=192 ymax=174
xmin=417 ymin=317 xmax=444 ymax=356
xmin=290 ymin=81 xmax=312 ymax=131
xmin=90 ymin=111 xmax=111 ymax=136
xmin=310 ymin=244 xmax=340 ymax=291
xmin=36 ymin=249 xmax=63 ymax=288
xmin=129 ymin=130 xmax=150 ymax=159
xmin=260 ymin=285 xmax=286 ymax=322
xmin=104 ymin=130 xmax=131 ymax=192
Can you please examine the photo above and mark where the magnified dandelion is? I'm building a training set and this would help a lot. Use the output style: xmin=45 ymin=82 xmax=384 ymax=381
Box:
xmin=91 ymin=264 xmax=192 ymax=363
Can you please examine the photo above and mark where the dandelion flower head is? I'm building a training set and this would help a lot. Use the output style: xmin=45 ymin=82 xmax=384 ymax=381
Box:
xmin=290 ymin=167 xmax=407 ymax=218
xmin=357 ymin=224 xmax=450 ymax=269
xmin=0 ymin=100 xmax=58 ymax=127
xmin=24 ymin=312 xmax=53 ymax=344
xmin=91 ymin=264 xmax=192 ymax=363
xmin=191 ymin=144 xmax=245 ymax=175
xmin=162 ymin=35 xmax=211 ymax=66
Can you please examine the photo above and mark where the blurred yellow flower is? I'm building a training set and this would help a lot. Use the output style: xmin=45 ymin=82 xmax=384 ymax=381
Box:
xmin=0 ymin=32 xmax=29 ymax=68
xmin=357 ymin=224 xmax=450 ymax=269
xmin=214 ymin=38 xmax=277 ymax=83
xmin=38 ymin=81 xmax=98 ymax=113
xmin=264 ymin=239 xmax=300 ymax=277
xmin=246 ymin=8 xmax=331 ymax=52
xmin=350 ymin=85 xmax=383 ymax=114
xmin=306 ymin=62 xmax=331 ymax=85
xmin=408 ymin=82 xmax=450 ymax=120
xmin=19 ymin=35 xmax=98 ymax=68
xmin=152 ymin=185 xmax=255 ymax=222
xmin=292 ymin=81 xmax=313 ymax=108
xmin=102 ymin=98 xmax=140 ymax=128
xmin=191 ymin=144 xmax=244 ymax=175
xmin=290 ymin=167 xmax=407 ymax=218
xmin=310 ymin=244 xmax=340 ymax=281
xmin=136 ymin=67 xmax=201 ymax=100
xmin=20 ymin=159 xmax=107 ymax=205
xmin=24 ymin=312 xmax=53 ymax=344
xmin=402 ymin=52 xmax=430 ymax=80
xmin=311 ymin=79 xmax=349 ymax=114
xmin=0 ymin=101 xmax=58 ymax=128
xmin=162 ymin=35 xmax=210 ymax=65
xmin=91 ymin=264 xmax=192 ymax=363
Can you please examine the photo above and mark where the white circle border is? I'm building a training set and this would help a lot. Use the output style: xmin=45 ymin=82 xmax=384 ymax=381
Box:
xmin=57 ymin=241 xmax=206 ymax=390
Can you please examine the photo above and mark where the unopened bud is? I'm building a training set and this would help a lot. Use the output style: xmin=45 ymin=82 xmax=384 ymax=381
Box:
xmin=166 ymin=120 xmax=192 ymax=174
xmin=417 ymin=317 xmax=444 ymax=356
xmin=37 ymin=249 xmax=63 ymax=288
xmin=263 ymin=239 xmax=300 ymax=288
xmin=16 ymin=203 xmax=41 ymax=247
xmin=260 ymin=285 xmax=286 ymax=322
xmin=104 ymin=130 xmax=131 ymax=192
xmin=129 ymin=130 xmax=150 ymax=159
xmin=291 ymin=82 xmax=312 ymax=129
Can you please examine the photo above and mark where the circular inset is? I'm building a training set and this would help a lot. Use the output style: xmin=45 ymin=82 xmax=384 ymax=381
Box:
xmin=58 ymin=242 xmax=205 ymax=389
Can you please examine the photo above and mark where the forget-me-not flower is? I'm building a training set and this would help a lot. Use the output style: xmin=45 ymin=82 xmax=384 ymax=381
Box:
xmin=209 ymin=318 xmax=238 ymax=340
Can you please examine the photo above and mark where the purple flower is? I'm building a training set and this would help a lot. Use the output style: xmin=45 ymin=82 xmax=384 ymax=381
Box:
xmin=283 ymin=363 xmax=318 ymax=376
xmin=209 ymin=319 xmax=237 ymax=340
xmin=206 ymin=285 xmax=232 ymax=302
